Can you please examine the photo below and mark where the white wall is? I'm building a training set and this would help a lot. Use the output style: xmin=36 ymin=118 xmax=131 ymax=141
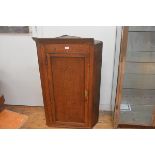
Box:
xmin=0 ymin=35 xmax=43 ymax=106
xmin=0 ymin=26 xmax=116 ymax=111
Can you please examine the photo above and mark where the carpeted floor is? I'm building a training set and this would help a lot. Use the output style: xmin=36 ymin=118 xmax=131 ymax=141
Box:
xmin=5 ymin=105 xmax=113 ymax=129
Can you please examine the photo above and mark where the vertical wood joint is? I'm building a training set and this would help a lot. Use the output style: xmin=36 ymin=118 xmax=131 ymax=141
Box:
xmin=45 ymin=55 xmax=48 ymax=65
xmin=85 ymin=90 xmax=88 ymax=99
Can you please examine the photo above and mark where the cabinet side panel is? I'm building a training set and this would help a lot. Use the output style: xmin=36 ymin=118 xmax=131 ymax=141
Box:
xmin=35 ymin=43 xmax=53 ymax=125
xmin=91 ymin=43 xmax=103 ymax=126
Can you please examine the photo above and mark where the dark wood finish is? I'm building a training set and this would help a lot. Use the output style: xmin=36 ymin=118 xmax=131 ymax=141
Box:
xmin=33 ymin=36 xmax=103 ymax=128
xmin=114 ymin=27 xmax=129 ymax=128
xmin=118 ymin=124 xmax=155 ymax=129
xmin=0 ymin=95 xmax=5 ymax=112
xmin=152 ymin=108 xmax=155 ymax=127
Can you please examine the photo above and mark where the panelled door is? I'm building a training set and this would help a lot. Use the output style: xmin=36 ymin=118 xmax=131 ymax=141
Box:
xmin=46 ymin=52 xmax=89 ymax=127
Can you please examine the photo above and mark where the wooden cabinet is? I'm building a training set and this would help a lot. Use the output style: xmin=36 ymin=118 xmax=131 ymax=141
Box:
xmin=114 ymin=27 xmax=155 ymax=128
xmin=33 ymin=36 xmax=103 ymax=128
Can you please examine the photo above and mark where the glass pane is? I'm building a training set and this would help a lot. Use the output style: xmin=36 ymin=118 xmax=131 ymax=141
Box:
xmin=119 ymin=26 xmax=155 ymax=126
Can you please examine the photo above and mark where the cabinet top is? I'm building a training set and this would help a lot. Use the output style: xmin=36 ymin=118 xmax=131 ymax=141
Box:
xmin=32 ymin=35 xmax=102 ymax=45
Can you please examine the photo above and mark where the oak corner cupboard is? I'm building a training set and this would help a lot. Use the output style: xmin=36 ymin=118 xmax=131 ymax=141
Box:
xmin=33 ymin=36 xmax=103 ymax=128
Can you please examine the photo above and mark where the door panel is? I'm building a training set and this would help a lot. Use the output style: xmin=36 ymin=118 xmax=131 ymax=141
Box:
xmin=47 ymin=53 xmax=89 ymax=125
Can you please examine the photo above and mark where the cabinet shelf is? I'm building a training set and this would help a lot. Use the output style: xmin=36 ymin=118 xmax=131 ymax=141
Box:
xmin=129 ymin=31 xmax=155 ymax=32
xmin=123 ymin=74 xmax=155 ymax=89
xmin=128 ymin=26 xmax=155 ymax=32
xmin=126 ymin=52 xmax=155 ymax=63
xmin=126 ymin=61 xmax=155 ymax=63
xmin=123 ymin=88 xmax=155 ymax=91
xmin=128 ymin=50 xmax=155 ymax=53
xmin=125 ymin=73 xmax=155 ymax=75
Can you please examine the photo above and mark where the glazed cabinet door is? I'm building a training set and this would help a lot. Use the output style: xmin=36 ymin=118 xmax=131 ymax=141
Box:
xmin=46 ymin=52 xmax=89 ymax=127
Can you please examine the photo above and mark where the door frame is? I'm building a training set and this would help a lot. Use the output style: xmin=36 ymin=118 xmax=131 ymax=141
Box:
xmin=113 ymin=26 xmax=129 ymax=128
